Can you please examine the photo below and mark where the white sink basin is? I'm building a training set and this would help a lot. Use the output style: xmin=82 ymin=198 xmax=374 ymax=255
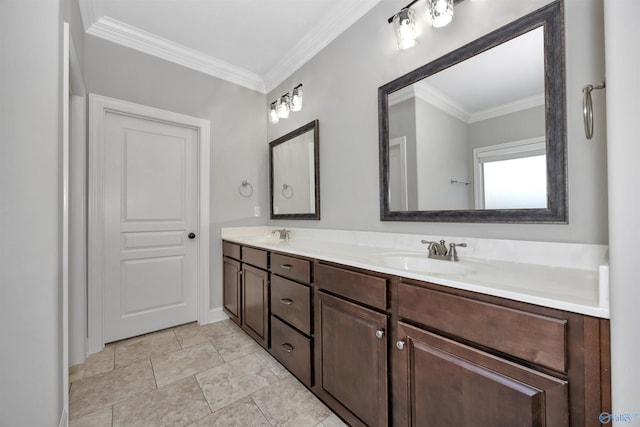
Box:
xmin=375 ymin=253 xmax=469 ymax=275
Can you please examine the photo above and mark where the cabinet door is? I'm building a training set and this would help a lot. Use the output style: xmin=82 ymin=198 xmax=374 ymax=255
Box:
xmin=222 ymin=256 xmax=241 ymax=325
xmin=315 ymin=291 xmax=388 ymax=427
xmin=242 ymin=264 xmax=269 ymax=348
xmin=395 ymin=322 xmax=568 ymax=427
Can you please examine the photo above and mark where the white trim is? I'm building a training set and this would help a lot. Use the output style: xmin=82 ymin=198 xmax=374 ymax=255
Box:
xmin=87 ymin=17 xmax=266 ymax=93
xmin=389 ymin=84 xmax=545 ymax=125
xmin=62 ymin=23 xmax=70 ymax=427
xmin=389 ymin=136 xmax=409 ymax=211
xmin=88 ymin=94 xmax=211 ymax=354
xmin=78 ymin=1 xmax=381 ymax=94
xmin=468 ymin=94 xmax=545 ymax=123
xmin=263 ymin=0 xmax=381 ymax=92
xmin=58 ymin=410 xmax=68 ymax=427
xmin=209 ymin=307 xmax=230 ymax=323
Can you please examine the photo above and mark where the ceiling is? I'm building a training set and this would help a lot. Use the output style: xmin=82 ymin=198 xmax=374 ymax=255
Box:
xmin=79 ymin=0 xmax=381 ymax=93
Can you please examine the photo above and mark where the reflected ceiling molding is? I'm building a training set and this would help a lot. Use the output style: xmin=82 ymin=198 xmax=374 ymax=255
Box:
xmin=84 ymin=16 xmax=267 ymax=93
xmin=468 ymin=93 xmax=545 ymax=123
xmin=389 ymin=83 xmax=544 ymax=124
xmin=263 ymin=0 xmax=382 ymax=92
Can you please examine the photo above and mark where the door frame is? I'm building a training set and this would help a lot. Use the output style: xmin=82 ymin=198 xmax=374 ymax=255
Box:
xmin=88 ymin=94 xmax=211 ymax=354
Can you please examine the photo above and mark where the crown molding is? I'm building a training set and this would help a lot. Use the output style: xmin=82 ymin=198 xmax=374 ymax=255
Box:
xmin=263 ymin=0 xmax=382 ymax=93
xmin=468 ymin=93 xmax=545 ymax=123
xmin=78 ymin=0 xmax=100 ymax=31
xmin=86 ymin=16 xmax=266 ymax=93
xmin=414 ymin=82 xmax=471 ymax=123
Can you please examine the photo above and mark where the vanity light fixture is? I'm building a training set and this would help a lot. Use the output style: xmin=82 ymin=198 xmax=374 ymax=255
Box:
xmin=269 ymin=101 xmax=280 ymax=124
xmin=393 ymin=7 xmax=417 ymax=50
xmin=268 ymin=84 xmax=304 ymax=124
xmin=388 ymin=0 xmax=464 ymax=50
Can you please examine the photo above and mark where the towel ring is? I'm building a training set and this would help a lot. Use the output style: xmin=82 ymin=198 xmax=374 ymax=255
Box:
xmin=582 ymin=81 xmax=605 ymax=140
xmin=282 ymin=184 xmax=294 ymax=199
xmin=238 ymin=180 xmax=253 ymax=198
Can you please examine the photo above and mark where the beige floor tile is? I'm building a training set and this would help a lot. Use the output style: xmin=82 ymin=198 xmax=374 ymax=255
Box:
xmin=69 ymin=359 xmax=157 ymax=419
xmin=210 ymin=326 xmax=262 ymax=362
xmin=69 ymin=407 xmax=112 ymax=427
xmin=151 ymin=342 xmax=225 ymax=387
xmin=254 ymin=349 xmax=292 ymax=379
xmin=252 ymin=377 xmax=332 ymax=427
xmin=173 ymin=320 xmax=238 ymax=349
xmin=196 ymin=353 xmax=278 ymax=412
xmin=69 ymin=346 xmax=115 ymax=383
xmin=316 ymin=413 xmax=349 ymax=427
xmin=186 ymin=396 xmax=270 ymax=427
xmin=112 ymin=376 xmax=211 ymax=427
xmin=114 ymin=330 xmax=180 ymax=368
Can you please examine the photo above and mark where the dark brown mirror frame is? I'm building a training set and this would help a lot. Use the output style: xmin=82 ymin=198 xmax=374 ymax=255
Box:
xmin=378 ymin=1 xmax=566 ymax=223
xmin=269 ymin=119 xmax=321 ymax=220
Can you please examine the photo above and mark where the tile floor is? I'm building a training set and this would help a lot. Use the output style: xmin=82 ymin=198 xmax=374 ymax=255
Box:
xmin=69 ymin=320 xmax=347 ymax=427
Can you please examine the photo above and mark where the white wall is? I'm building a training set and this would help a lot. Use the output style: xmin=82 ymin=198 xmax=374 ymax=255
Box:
xmin=604 ymin=0 xmax=640 ymax=416
xmin=267 ymin=0 xmax=608 ymax=245
xmin=83 ymin=35 xmax=268 ymax=310
xmin=0 ymin=1 xmax=65 ymax=425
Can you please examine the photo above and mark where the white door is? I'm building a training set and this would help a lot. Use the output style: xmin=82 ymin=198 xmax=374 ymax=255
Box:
xmin=103 ymin=111 xmax=199 ymax=342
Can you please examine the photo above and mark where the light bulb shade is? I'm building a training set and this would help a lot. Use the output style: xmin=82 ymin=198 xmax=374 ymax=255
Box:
xmin=269 ymin=102 xmax=279 ymax=124
xmin=428 ymin=0 xmax=454 ymax=28
xmin=277 ymin=93 xmax=291 ymax=118
xmin=291 ymin=84 xmax=303 ymax=112
xmin=392 ymin=8 xmax=416 ymax=50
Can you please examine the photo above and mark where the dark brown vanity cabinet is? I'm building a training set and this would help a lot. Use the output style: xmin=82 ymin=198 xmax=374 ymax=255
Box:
xmin=222 ymin=242 xmax=242 ymax=325
xmin=268 ymin=252 xmax=314 ymax=387
xmin=314 ymin=263 xmax=389 ymax=427
xmin=222 ymin=242 xmax=270 ymax=348
xmin=392 ymin=279 xmax=611 ymax=427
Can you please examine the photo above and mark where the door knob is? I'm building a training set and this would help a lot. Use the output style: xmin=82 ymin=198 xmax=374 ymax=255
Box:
xmin=188 ymin=233 xmax=196 ymax=239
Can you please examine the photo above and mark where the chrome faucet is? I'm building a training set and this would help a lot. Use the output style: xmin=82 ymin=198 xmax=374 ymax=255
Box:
xmin=272 ymin=229 xmax=291 ymax=241
xmin=421 ymin=239 xmax=467 ymax=262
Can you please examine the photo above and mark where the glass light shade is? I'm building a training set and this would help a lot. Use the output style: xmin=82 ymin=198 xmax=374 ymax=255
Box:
xmin=269 ymin=102 xmax=279 ymax=124
xmin=392 ymin=8 xmax=416 ymax=50
xmin=277 ymin=93 xmax=290 ymax=118
xmin=291 ymin=84 xmax=303 ymax=112
xmin=428 ymin=0 xmax=454 ymax=28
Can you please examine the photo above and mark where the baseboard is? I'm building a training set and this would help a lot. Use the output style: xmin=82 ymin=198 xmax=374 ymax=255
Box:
xmin=209 ymin=306 xmax=229 ymax=323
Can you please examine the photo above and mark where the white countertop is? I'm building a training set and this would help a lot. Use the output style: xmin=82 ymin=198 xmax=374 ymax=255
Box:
xmin=221 ymin=227 xmax=610 ymax=319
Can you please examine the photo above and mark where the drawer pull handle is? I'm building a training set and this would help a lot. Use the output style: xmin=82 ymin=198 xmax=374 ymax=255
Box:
xmin=375 ymin=329 xmax=385 ymax=339
xmin=280 ymin=264 xmax=293 ymax=270
xmin=396 ymin=340 xmax=406 ymax=351
xmin=280 ymin=298 xmax=294 ymax=305
xmin=281 ymin=343 xmax=294 ymax=353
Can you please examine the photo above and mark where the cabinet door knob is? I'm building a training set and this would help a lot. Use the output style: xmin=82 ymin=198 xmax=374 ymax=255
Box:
xmin=375 ymin=329 xmax=385 ymax=339
xmin=280 ymin=298 xmax=294 ymax=305
xmin=281 ymin=343 xmax=294 ymax=353
xmin=396 ymin=340 xmax=406 ymax=350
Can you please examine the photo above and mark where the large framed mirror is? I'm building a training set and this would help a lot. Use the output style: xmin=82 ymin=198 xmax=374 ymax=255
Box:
xmin=379 ymin=1 xmax=566 ymax=223
xmin=270 ymin=120 xmax=320 ymax=220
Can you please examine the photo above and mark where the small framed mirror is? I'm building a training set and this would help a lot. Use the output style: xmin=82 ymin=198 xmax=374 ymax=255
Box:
xmin=379 ymin=1 xmax=566 ymax=223
xmin=270 ymin=120 xmax=320 ymax=220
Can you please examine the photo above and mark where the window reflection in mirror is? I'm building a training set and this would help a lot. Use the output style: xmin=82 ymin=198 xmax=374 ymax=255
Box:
xmin=387 ymin=26 xmax=545 ymax=212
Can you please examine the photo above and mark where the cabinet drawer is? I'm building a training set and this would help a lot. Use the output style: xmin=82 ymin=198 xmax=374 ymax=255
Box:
xmin=398 ymin=281 xmax=567 ymax=372
xmin=315 ymin=263 xmax=387 ymax=311
xmin=271 ymin=275 xmax=311 ymax=335
xmin=242 ymin=246 xmax=268 ymax=270
xmin=271 ymin=253 xmax=311 ymax=284
xmin=222 ymin=241 xmax=241 ymax=260
xmin=270 ymin=315 xmax=312 ymax=387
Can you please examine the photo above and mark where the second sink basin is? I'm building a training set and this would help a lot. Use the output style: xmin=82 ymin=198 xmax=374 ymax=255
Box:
xmin=374 ymin=253 xmax=469 ymax=275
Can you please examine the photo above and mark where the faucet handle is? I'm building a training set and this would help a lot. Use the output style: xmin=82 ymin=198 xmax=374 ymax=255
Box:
xmin=448 ymin=242 xmax=467 ymax=262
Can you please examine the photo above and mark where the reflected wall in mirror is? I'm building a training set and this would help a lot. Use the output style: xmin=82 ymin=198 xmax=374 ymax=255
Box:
xmin=379 ymin=1 xmax=566 ymax=223
xmin=270 ymin=120 xmax=320 ymax=220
